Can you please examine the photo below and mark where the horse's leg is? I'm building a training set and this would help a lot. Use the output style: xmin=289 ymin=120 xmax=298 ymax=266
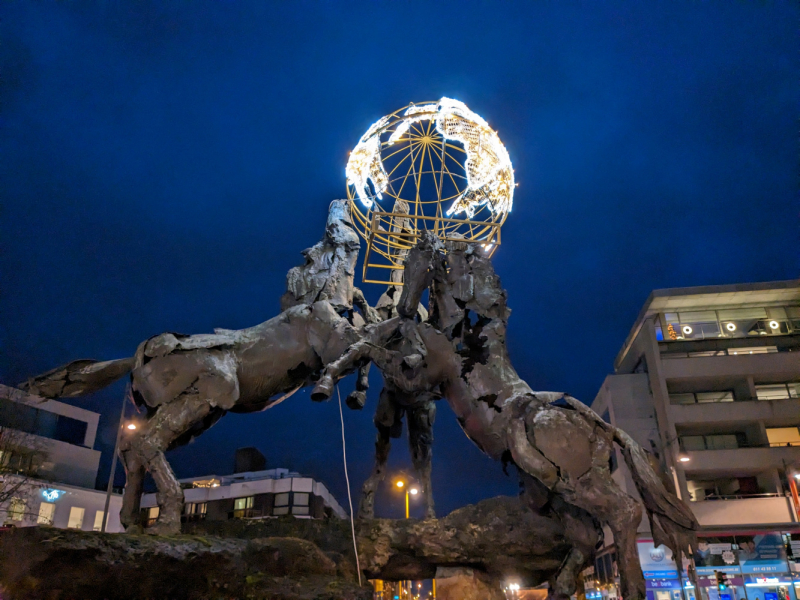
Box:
xmin=561 ymin=467 xmax=645 ymax=600
xmin=407 ymin=398 xmax=436 ymax=519
xmin=509 ymin=408 xmax=644 ymax=600
xmin=136 ymin=353 xmax=239 ymax=535
xmin=311 ymin=317 xmax=402 ymax=400
xmin=519 ymin=471 xmax=600 ymax=600
xmin=358 ymin=389 xmax=398 ymax=519
xmin=346 ymin=362 xmax=371 ymax=410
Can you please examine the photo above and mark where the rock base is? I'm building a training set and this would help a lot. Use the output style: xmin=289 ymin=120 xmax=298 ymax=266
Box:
xmin=0 ymin=527 xmax=370 ymax=600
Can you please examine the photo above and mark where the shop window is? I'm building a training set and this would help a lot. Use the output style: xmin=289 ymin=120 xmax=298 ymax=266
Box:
xmin=67 ymin=506 xmax=85 ymax=529
xmin=93 ymin=510 xmax=104 ymax=531
xmin=8 ymin=497 xmax=25 ymax=521
xmin=37 ymin=501 xmax=55 ymax=525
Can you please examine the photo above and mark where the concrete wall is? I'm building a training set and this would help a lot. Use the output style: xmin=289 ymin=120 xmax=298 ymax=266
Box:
xmin=690 ymin=497 xmax=795 ymax=526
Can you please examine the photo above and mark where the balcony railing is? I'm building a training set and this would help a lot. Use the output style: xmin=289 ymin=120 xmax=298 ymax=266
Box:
xmin=230 ymin=508 xmax=263 ymax=519
xmin=692 ymin=492 xmax=785 ymax=501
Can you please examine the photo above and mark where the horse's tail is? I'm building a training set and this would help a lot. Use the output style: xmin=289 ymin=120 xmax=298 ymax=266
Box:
xmin=560 ymin=394 xmax=698 ymax=562
xmin=20 ymin=357 xmax=135 ymax=399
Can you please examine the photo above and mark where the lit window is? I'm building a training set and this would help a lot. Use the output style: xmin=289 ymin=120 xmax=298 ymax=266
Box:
xmin=67 ymin=506 xmax=85 ymax=529
xmin=293 ymin=493 xmax=309 ymax=506
xmin=233 ymin=496 xmax=253 ymax=511
xmin=291 ymin=505 xmax=310 ymax=515
xmin=93 ymin=510 xmax=105 ymax=531
xmin=8 ymin=498 xmax=25 ymax=521
xmin=766 ymin=427 xmax=800 ymax=447
xmin=184 ymin=502 xmax=207 ymax=515
xmin=38 ymin=502 xmax=55 ymax=525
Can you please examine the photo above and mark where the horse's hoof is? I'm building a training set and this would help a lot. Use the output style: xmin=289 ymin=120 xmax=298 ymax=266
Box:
xmin=311 ymin=376 xmax=333 ymax=401
xmin=346 ymin=390 xmax=367 ymax=410
xmin=145 ymin=521 xmax=181 ymax=536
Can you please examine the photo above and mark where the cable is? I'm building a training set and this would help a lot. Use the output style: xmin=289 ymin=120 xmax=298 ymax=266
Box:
xmin=338 ymin=385 xmax=362 ymax=587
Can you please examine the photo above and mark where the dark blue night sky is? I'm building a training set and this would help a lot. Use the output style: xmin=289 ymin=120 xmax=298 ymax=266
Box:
xmin=1 ymin=2 xmax=797 ymax=518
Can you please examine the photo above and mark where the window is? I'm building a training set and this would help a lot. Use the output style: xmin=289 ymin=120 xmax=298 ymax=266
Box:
xmin=766 ymin=427 xmax=800 ymax=447
xmin=670 ymin=391 xmax=734 ymax=405
xmin=93 ymin=510 xmax=105 ymax=531
xmin=233 ymin=496 xmax=253 ymax=511
xmin=273 ymin=492 xmax=290 ymax=516
xmin=680 ymin=434 xmax=744 ymax=451
xmin=291 ymin=493 xmax=310 ymax=516
xmin=184 ymin=502 xmax=207 ymax=515
xmin=729 ymin=346 xmax=778 ymax=355
xmin=756 ymin=383 xmax=800 ymax=401
xmin=0 ymin=398 xmax=88 ymax=446
xmin=38 ymin=502 xmax=55 ymax=525
xmin=8 ymin=498 xmax=25 ymax=521
xmin=67 ymin=506 xmax=85 ymax=529
xmin=233 ymin=496 xmax=254 ymax=518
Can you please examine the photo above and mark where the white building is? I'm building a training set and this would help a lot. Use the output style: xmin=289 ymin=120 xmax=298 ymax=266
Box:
xmin=140 ymin=468 xmax=347 ymax=526
xmin=0 ymin=384 xmax=123 ymax=532
xmin=588 ymin=281 xmax=800 ymax=600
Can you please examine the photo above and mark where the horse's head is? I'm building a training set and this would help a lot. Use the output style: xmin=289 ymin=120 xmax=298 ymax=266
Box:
xmin=397 ymin=231 xmax=445 ymax=319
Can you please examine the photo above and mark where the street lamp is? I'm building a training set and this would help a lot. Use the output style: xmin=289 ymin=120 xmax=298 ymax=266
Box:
xmin=394 ymin=476 xmax=423 ymax=597
xmin=101 ymin=389 xmax=138 ymax=533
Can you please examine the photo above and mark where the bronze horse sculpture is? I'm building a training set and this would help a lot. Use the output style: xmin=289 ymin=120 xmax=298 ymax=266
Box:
xmin=21 ymin=201 xmax=697 ymax=599
xmin=311 ymin=232 xmax=698 ymax=600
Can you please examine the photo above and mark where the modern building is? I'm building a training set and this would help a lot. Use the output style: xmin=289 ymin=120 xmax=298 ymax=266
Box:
xmin=139 ymin=467 xmax=348 ymax=526
xmin=0 ymin=384 xmax=123 ymax=532
xmin=587 ymin=281 xmax=800 ymax=600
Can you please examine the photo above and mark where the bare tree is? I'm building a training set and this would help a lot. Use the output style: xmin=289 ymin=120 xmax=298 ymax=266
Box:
xmin=0 ymin=388 xmax=49 ymax=525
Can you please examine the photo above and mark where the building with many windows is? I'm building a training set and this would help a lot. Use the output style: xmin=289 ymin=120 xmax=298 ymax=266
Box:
xmin=139 ymin=468 xmax=347 ymax=526
xmin=0 ymin=384 xmax=123 ymax=532
xmin=588 ymin=281 xmax=800 ymax=600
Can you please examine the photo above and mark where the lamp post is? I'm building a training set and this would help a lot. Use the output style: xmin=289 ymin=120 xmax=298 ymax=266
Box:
xmin=101 ymin=390 xmax=136 ymax=533
xmin=394 ymin=478 xmax=421 ymax=598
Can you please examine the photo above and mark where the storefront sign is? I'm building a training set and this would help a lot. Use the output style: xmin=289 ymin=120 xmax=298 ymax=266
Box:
xmin=737 ymin=534 xmax=787 ymax=574
xmin=638 ymin=541 xmax=679 ymax=578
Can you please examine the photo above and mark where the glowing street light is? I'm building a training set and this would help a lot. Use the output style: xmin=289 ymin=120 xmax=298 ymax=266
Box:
xmin=126 ymin=423 xmax=137 ymax=430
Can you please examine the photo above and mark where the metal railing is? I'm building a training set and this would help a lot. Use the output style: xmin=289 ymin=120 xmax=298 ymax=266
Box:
xmin=694 ymin=492 xmax=786 ymax=501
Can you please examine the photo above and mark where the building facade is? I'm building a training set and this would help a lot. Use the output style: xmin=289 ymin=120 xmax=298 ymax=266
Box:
xmin=588 ymin=281 xmax=800 ymax=600
xmin=0 ymin=384 xmax=123 ymax=532
xmin=140 ymin=468 xmax=348 ymax=526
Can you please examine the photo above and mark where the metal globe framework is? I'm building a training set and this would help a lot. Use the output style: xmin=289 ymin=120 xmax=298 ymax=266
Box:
xmin=346 ymin=98 xmax=514 ymax=284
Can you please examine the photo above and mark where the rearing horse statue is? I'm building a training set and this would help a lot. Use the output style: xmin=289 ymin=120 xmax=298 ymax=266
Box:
xmin=311 ymin=232 xmax=698 ymax=600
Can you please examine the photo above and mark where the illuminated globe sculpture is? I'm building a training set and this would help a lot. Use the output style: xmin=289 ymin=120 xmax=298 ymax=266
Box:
xmin=346 ymin=98 xmax=514 ymax=284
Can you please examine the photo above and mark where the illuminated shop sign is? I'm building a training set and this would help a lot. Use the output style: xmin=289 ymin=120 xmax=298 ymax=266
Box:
xmin=41 ymin=489 xmax=65 ymax=501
